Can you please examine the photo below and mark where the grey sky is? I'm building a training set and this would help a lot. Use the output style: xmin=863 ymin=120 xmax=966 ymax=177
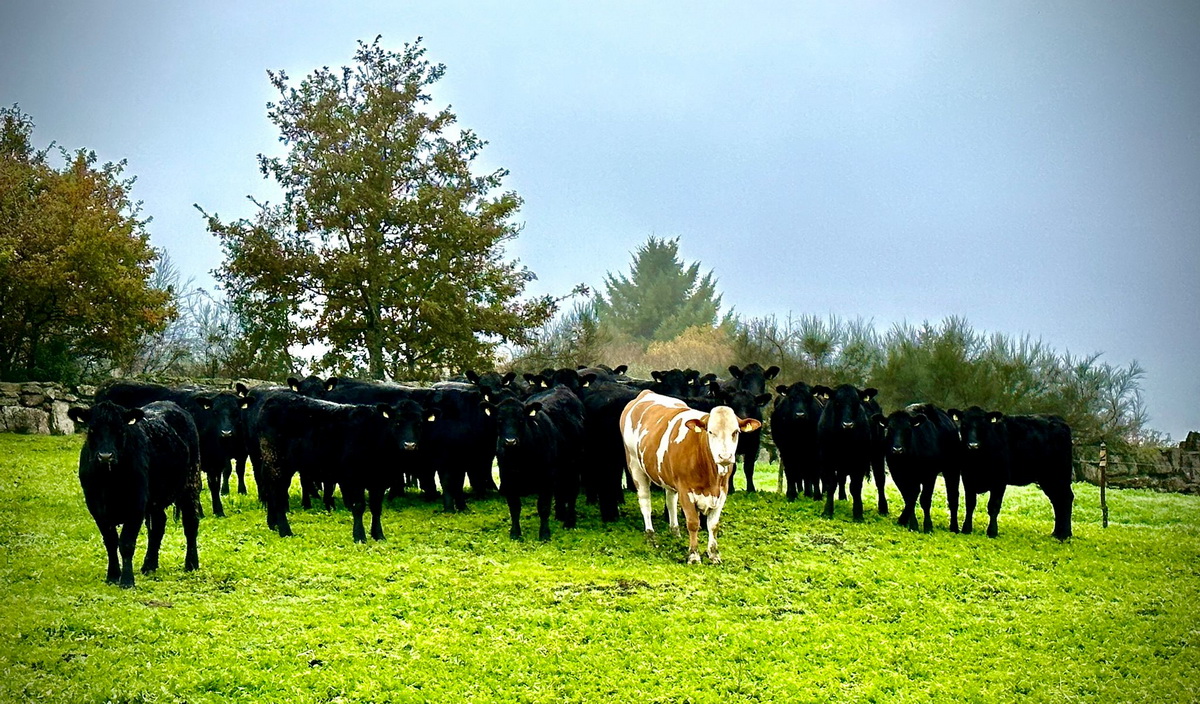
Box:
xmin=2 ymin=1 xmax=1197 ymax=439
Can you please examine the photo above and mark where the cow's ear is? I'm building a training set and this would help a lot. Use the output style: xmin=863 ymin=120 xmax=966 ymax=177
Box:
xmin=987 ymin=411 xmax=1004 ymax=424
xmin=501 ymin=371 xmax=517 ymax=385
xmin=375 ymin=403 xmax=391 ymax=419
xmin=425 ymin=407 xmax=438 ymax=423
xmin=479 ymin=402 xmax=493 ymax=417
xmin=287 ymin=377 xmax=301 ymax=392
xmin=581 ymin=373 xmax=597 ymax=388
xmin=755 ymin=393 xmax=772 ymax=408
xmin=911 ymin=413 xmax=926 ymax=427
xmin=685 ymin=418 xmax=707 ymax=434
xmin=195 ymin=395 xmax=214 ymax=410
xmin=614 ymin=364 xmax=628 ymax=375
xmin=707 ymin=380 xmax=722 ymax=396
xmin=524 ymin=402 xmax=543 ymax=418
xmin=68 ymin=406 xmax=91 ymax=424
xmin=465 ymin=370 xmax=481 ymax=384
xmin=651 ymin=371 xmax=663 ymax=382
xmin=124 ymin=408 xmax=145 ymax=425
xmin=239 ymin=398 xmax=251 ymax=410
xmin=522 ymin=372 xmax=539 ymax=384
xmin=812 ymin=385 xmax=831 ymax=398
xmin=728 ymin=365 xmax=743 ymax=379
xmin=765 ymin=366 xmax=781 ymax=380
xmin=862 ymin=388 xmax=878 ymax=401
xmin=324 ymin=377 xmax=338 ymax=392
xmin=235 ymin=382 xmax=249 ymax=398
xmin=872 ymin=413 xmax=886 ymax=428
xmin=739 ymin=418 xmax=762 ymax=433
xmin=686 ymin=369 xmax=700 ymax=382
xmin=775 ymin=384 xmax=789 ymax=395
xmin=947 ymin=409 xmax=961 ymax=424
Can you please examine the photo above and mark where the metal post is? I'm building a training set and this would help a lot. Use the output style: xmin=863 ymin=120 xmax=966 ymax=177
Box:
xmin=1100 ymin=441 xmax=1108 ymax=528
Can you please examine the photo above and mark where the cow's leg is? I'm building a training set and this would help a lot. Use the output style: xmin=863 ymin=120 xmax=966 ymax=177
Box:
xmin=439 ymin=465 xmax=468 ymax=513
xmin=368 ymin=487 xmax=386 ymax=542
xmin=627 ymin=452 xmax=656 ymax=539
xmin=180 ymin=496 xmax=200 ymax=572
xmin=705 ymin=498 xmax=727 ymax=564
xmin=680 ymin=498 xmax=702 ymax=564
xmin=206 ymin=468 xmax=224 ymax=518
xmin=117 ymin=520 xmax=141 ymax=588
xmin=838 ymin=476 xmax=847 ymax=501
xmin=873 ymin=458 xmax=888 ymax=515
xmin=919 ymin=480 xmax=935 ymax=533
xmin=1046 ymin=484 xmax=1074 ymax=541
xmin=665 ymin=488 xmax=680 ymax=536
xmin=945 ymin=470 xmax=961 ymax=533
xmin=344 ymin=484 xmax=367 ymax=544
xmin=986 ymin=484 xmax=1007 ymax=538
xmin=222 ymin=461 xmax=232 ymax=496
xmin=599 ymin=456 xmax=622 ymax=523
xmin=742 ymin=453 xmax=755 ymax=493
xmin=98 ymin=522 xmax=120 ymax=584
xmin=323 ymin=480 xmax=337 ymax=512
xmin=963 ymin=491 xmax=977 ymax=534
xmin=898 ymin=483 xmax=919 ymax=531
xmin=141 ymin=507 xmax=167 ymax=574
xmin=274 ymin=480 xmax=294 ymax=538
xmin=849 ymin=473 xmax=865 ymax=522
xmin=556 ymin=469 xmax=578 ymax=530
xmin=537 ymin=491 xmax=552 ymax=541
xmin=235 ymin=455 xmax=248 ymax=494
xmin=506 ymin=494 xmax=523 ymax=540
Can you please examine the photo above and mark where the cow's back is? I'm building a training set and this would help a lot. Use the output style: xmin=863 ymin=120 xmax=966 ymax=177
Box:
xmin=621 ymin=390 xmax=706 ymax=489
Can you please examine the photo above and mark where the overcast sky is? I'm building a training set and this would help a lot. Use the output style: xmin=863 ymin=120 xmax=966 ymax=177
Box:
xmin=2 ymin=1 xmax=1197 ymax=439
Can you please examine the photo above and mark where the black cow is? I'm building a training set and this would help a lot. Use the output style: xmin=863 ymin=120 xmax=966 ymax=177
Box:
xmin=428 ymin=381 xmax=499 ymax=507
xmin=96 ymin=380 xmax=251 ymax=517
xmin=721 ymin=364 xmax=781 ymax=492
xmin=816 ymin=384 xmax=876 ymax=521
xmin=485 ymin=386 xmax=585 ymax=540
xmin=948 ymin=407 xmax=1074 ymax=540
xmin=650 ymin=369 xmax=700 ymax=398
xmin=771 ymin=382 xmax=827 ymax=501
xmin=255 ymin=393 xmax=422 ymax=540
xmin=877 ymin=404 xmax=961 ymax=533
xmin=68 ymin=401 xmax=202 ymax=588
xmin=577 ymin=379 xmax=641 ymax=521
xmin=465 ymin=370 xmax=533 ymax=402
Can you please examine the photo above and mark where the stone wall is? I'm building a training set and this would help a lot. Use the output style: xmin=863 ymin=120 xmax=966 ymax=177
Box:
xmin=0 ymin=377 xmax=273 ymax=436
xmin=1079 ymin=431 xmax=1200 ymax=495
xmin=0 ymin=382 xmax=92 ymax=435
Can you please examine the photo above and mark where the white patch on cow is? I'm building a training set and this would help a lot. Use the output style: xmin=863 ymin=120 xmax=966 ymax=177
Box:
xmin=689 ymin=492 xmax=721 ymax=512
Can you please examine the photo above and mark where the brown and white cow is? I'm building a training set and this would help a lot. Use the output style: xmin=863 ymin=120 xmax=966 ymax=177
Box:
xmin=620 ymin=390 xmax=762 ymax=564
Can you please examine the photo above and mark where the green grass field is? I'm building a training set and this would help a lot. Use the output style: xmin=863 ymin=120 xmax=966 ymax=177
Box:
xmin=1 ymin=433 xmax=1197 ymax=703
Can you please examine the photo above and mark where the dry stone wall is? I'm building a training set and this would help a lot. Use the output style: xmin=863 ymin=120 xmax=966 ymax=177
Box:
xmin=0 ymin=377 xmax=274 ymax=437
xmin=1078 ymin=431 xmax=1200 ymax=495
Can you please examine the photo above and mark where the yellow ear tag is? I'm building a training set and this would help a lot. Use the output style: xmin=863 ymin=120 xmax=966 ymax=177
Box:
xmin=991 ymin=417 xmax=999 ymax=423
xmin=693 ymin=426 xmax=702 ymax=433
xmin=483 ymin=408 xmax=491 ymax=417
xmin=528 ymin=408 xmax=538 ymax=417
xmin=127 ymin=418 xmax=137 ymax=425
xmin=381 ymin=410 xmax=389 ymax=418
xmin=427 ymin=414 xmax=436 ymax=422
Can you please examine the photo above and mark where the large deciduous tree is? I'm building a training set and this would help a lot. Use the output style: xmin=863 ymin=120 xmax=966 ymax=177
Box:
xmin=0 ymin=106 xmax=171 ymax=383
xmin=202 ymin=37 xmax=556 ymax=380
xmin=594 ymin=235 xmax=728 ymax=345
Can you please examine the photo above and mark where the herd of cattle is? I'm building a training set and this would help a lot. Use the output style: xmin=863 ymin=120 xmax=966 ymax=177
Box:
xmin=67 ymin=362 xmax=1075 ymax=584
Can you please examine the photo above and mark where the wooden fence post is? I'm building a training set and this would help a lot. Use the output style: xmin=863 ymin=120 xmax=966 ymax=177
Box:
xmin=1100 ymin=441 xmax=1108 ymax=528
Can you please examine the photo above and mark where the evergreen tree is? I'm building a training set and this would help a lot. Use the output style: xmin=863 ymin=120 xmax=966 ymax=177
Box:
xmin=595 ymin=236 xmax=727 ymax=345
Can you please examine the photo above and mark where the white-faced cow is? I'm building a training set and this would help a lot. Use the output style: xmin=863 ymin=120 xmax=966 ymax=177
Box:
xmin=620 ymin=390 xmax=761 ymax=564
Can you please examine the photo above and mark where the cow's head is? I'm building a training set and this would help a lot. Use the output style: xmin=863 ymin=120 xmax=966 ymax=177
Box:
xmin=775 ymin=382 xmax=823 ymax=421
xmin=385 ymin=398 xmax=436 ymax=452
xmin=824 ymin=384 xmax=872 ymax=431
xmin=191 ymin=391 xmax=248 ymax=441
xmin=287 ymin=375 xmax=336 ymax=397
xmin=950 ymin=406 xmax=1005 ymax=451
xmin=482 ymin=398 xmax=541 ymax=450
xmin=68 ymin=401 xmax=144 ymax=467
xmin=686 ymin=406 xmax=762 ymax=474
xmin=878 ymin=410 xmax=927 ymax=456
xmin=728 ymin=363 xmax=781 ymax=396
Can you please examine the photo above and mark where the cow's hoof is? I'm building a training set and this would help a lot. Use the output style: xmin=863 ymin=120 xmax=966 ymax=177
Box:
xmin=950 ymin=524 xmax=960 ymax=534
xmin=962 ymin=525 xmax=974 ymax=535
xmin=509 ymin=530 xmax=522 ymax=541
xmin=987 ymin=528 xmax=998 ymax=539
xmin=687 ymin=552 xmax=701 ymax=564
xmin=539 ymin=530 xmax=551 ymax=542
xmin=644 ymin=530 xmax=657 ymax=547
xmin=140 ymin=563 xmax=158 ymax=575
xmin=707 ymin=552 xmax=722 ymax=564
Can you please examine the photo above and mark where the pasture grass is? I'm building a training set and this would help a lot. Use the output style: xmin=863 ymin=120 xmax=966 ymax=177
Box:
xmin=0 ymin=433 xmax=1198 ymax=703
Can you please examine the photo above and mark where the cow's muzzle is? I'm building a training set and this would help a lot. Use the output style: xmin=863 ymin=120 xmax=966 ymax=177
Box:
xmin=968 ymin=442 xmax=980 ymax=450
xmin=403 ymin=442 xmax=417 ymax=451
xmin=841 ymin=421 xmax=855 ymax=430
